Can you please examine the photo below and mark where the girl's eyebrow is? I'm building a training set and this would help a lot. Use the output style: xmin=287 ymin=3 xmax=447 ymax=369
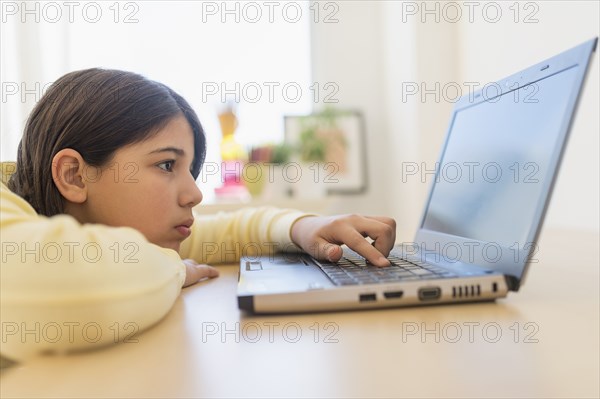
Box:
xmin=147 ymin=147 xmax=185 ymax=157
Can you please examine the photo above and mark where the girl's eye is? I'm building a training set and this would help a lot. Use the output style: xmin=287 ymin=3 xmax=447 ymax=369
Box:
xmin=157 ymin=160 xmax=175 ymax=172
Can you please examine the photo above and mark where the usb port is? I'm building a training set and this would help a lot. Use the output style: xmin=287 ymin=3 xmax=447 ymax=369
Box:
xmin=383 ymin=291 xmax=403 ymax=299
xmin=359 ymin=293 xmax=377 ymax=302
xmin=418 ymin=287 xmax=441 ymax=301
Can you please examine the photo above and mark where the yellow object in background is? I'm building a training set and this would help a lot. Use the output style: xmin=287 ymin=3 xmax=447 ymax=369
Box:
xmin=215 ymin=105 xmax=250 ymax=201
xmin=242 ymin=162 xmax=268 ymax=197
xmin=218 ymin=106 xmax=247 ymax=161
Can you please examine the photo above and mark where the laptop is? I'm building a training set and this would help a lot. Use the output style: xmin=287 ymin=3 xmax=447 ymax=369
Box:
xmin=237 ymin=38 xmax=598 ymax=313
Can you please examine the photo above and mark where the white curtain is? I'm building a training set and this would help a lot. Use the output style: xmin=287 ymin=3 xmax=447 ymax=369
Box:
xmin=1 ymin=10 xmax=69 ymax=160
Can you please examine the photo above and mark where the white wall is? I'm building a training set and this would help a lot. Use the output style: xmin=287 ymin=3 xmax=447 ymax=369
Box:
xmin=311 ymin=1 xmax=599 ymax=238
xmin=458 ymin=1 xmax=600 ymax=234
xmin=1 ymin=2 xmax=313 ymax=202
xmin=310 ymin=2 xmax=389 ymax=220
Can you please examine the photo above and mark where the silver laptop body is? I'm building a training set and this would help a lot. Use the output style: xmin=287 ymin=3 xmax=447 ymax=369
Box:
xmin=238 ymin=38 xmax=597 ymax=313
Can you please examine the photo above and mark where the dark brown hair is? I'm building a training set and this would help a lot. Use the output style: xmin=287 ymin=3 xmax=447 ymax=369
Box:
xmin=8 ymin=68 xmax=206 ymax=216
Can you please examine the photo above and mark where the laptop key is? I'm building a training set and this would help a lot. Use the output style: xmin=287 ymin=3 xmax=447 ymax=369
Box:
xmin=398 ymin=276 xmax=421 ymax=281
xmin=410 ymin=269 xmax=434 ymax=275
xmin=337 ymin=280 xmax=359 ymax=286
xmin=319 ymin=253 xmax=455 ymax=286
xmin=438 ymin=273 xmax=458 ymax=278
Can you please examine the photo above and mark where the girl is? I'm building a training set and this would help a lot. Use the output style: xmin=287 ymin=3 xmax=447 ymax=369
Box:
xmin=0 ymin=68 xmax=395 ymax=361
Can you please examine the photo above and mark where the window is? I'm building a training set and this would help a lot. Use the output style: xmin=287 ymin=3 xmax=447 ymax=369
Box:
xmin=1 ymin=1 xmax=312 ymax=202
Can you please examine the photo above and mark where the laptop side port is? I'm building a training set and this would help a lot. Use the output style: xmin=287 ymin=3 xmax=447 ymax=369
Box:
xmin=418 ymin=287 xmax=441 ymax=301
xmin=383 ymin=290 xmax=403 ymax=299
xmin=359 ymin=293 xmax=377 ymax=302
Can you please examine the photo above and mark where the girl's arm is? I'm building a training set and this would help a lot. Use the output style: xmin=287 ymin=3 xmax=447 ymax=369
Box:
xmin=0 ymin=183 xmax=186 ymax=361
xmin=180 ymin=207 xmax=310 ymax=264
xmin=181 ymin=208 xmax=396 ymax=267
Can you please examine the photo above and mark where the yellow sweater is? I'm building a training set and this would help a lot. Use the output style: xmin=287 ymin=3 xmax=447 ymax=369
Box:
xmin=0 ymin=177 xmax=306 ymax=361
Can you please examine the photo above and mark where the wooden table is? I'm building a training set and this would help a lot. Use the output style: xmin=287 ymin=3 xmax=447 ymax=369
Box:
xmin=1 ymin=228 xmax=598 ymax=398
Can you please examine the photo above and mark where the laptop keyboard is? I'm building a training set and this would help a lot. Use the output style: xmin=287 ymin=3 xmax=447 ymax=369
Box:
xmin=316 ymin=251 xmax=458 ymax=286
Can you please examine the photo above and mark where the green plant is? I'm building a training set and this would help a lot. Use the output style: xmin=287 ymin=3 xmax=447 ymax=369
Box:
xmin=271 ymin=143 xmax=292 ymax=164
xmin=298 ymin=126 xmax=327 ymax=162
xmin=296 ymin=108 xmax=348 ymax=162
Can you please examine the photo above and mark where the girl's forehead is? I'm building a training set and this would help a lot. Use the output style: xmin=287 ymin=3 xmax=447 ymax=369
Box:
xmin=109 ymin=121 xmax=194 ymax=162
xmin=135 ymin=116 xmax=195 ymax=149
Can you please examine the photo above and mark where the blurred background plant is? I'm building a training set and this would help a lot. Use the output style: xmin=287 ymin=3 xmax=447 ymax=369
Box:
xmin=298 ymin=127 xmax=327 ymax=162
xmin=296 ymin=108 xmax=347 ymax=162
xmin=245 ymin=108 xmax=349 ymax=199
xmin=248 ymin=142 xmax=292 ymax=164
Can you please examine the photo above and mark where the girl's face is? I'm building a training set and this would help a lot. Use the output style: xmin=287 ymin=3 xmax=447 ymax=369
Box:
xmin=75 ymin=115 xmax=203 ymax=252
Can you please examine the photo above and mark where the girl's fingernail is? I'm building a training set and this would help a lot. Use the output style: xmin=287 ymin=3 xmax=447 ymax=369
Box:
xmin=327 ymin=247 xmax=336 ymax=261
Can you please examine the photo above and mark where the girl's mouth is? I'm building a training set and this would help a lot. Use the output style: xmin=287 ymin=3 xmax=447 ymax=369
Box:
xmin=175 ymin=225 xmax=192 ymax=237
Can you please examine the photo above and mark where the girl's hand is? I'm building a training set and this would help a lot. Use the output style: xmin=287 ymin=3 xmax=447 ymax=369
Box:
xmin=182 ymin=259 xmax=219 ymax=287
xmin=290 ymin=215 xmax=396 ymax=267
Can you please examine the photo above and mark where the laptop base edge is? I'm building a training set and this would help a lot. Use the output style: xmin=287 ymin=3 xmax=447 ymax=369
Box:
xmin=240 ymin=274 xmax=509 ymax=314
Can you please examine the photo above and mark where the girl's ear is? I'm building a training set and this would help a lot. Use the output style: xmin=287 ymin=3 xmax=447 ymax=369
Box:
xmin=51 ymin=149 xmax=89 ymax=204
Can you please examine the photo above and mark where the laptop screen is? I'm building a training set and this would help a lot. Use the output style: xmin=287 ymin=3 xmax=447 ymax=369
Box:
xmin=421 ymin=65 xmax=580 ymax=248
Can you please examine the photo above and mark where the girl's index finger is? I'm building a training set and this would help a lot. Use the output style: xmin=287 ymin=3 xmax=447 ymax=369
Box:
xmin=339 ymin=228 xmax=391 ymax=267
